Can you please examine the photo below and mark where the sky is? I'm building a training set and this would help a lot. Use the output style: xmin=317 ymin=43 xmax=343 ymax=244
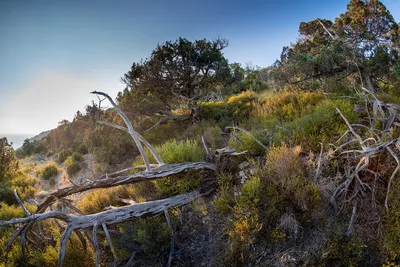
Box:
xmin=0 ymin=0 xmax=399 ymax=136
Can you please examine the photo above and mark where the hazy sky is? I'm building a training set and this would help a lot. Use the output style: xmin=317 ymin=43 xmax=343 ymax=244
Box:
xmin=0 ymin=0 xmax=399 ymax=135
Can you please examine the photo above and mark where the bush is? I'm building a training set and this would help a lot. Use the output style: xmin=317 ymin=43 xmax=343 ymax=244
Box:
xmin=0 ymin=181 xmax=16 ymax=205
xmin=76 ymin=143 xmax=88 ymax=155
xmin=71 ymin=152 xmax=83 ymax=161
xmin=134 ymin=217 xmax=171 ymax=257
xmin=199 ymin=101 xmax=231 ymax=123
xmin=384 ymin=178 xmax=400 ymax=257
xmin=77 ymin=186 xmax=136 ymax=214
xmin=273 ymin=99 xmax=358 ymax=150
xmin=11 ymin=172 xmax=38 ymax=200
xmin=227 ymin=90 xmax=257 ymax=121
xmin=134 ymin=139 xmax=205 ymax=165
xmin=320 ymin=226 xmax=366 ymax=266
xmin=57 ymin=149 xmax=72 ymax=163
xmin=132 ymin=139 xmax=206 ymax=197
xmin=39 ymin=162 xmax=60 ymax=180
xmin=266 ymin=145 xmax=321 ymax=212
xmin=46 ymin=150 xmax=54 ymax=157
xmin=0 ymin=202 xmax=36 ymax=221
xmin=183 ymin=121 xmax=226 ymax=151
xmin=29 ymin=225 xmax=95 ymax=267
xmin=65 ymin=156 xmax=81 ymax=176
xmin=227 ymin=129 xmax=269 ymax=156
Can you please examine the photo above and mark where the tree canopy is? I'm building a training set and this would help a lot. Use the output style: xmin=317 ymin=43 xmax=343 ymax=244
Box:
xmin=120 ymin=38 xmax=231 ymax=116
xmin=272 ymin=0 xmax=399 ymax=92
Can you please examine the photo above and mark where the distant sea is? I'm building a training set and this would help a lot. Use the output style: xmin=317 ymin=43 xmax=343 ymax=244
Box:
xmin=0 ymin=134 xmax=33 ymax=149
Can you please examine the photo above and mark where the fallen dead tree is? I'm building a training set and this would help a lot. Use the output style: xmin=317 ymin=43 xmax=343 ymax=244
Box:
xmin=0 ymin=91 xmax=219 ymax=267
xmin=36 ymin=162 xmax=216 ymax=213
xmin=1 ymin=190 xmax=213 ymax=267
xmin=329 ymin=88 xmax=400 ymax=235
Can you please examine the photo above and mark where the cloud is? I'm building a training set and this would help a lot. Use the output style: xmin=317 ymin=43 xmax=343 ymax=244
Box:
xmin=0 ymin=70 xmax=121 ymax=134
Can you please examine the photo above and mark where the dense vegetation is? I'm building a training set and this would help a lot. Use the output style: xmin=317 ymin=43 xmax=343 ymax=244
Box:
xmin=1 ymin=0 xmax=400 ymax=266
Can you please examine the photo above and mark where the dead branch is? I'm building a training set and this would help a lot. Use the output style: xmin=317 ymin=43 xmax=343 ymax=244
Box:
xmin=14 ymin=189 xmax=31 ymax=216
xmin=1 ymin=91 xmax=219 ymax=267
xmin=1 ymin=189 xmax=213 ymax=267
xmin=37 ymin=162 xmax=216 ymax=213
xmin=91 ymin=91 xmax=154 ymax=170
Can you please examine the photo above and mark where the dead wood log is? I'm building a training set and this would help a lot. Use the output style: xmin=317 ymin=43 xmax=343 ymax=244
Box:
xmin=37 ymin=162 xmax=216 ymax=213
xmin=1 ymin=91 xmax=219 ymax=267
xmin=1 ymin=189 xmax=213 ymax=267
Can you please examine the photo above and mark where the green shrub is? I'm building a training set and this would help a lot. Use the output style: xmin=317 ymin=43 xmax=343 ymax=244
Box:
xmin=199 ymin=101 xmax=231 ymax=122
xmin=320 ymin=226 xmax=366 ymax=266
xmin=134 ymin=139 xmax=204 ymax=166
xmin=29 ymin=225 xmax=95 ymax=267
xmin=183 ymin=121 xmax=226 ymax=151
xmin=384 ymin=178 xmax=400 ymax=258
xmin=134 ymin=217 xmax=171 ymax=256
xmin=0 ymin=202 xmax=36 ymax=221
xmin=266 ymin=145 xmax=321 ymax=212
xmin=39 ymin=162 xmax=60 ymax=180
xmin=255 ymin=90 xmax=325 ymax=120
xmin=77 ymin=186 xmax=136 ymax=214
xmin=57 ymin=149 xmax=72 ymax=163
xmin=71 ymin=152 xmax=83 ymax=161
xmin=76 ymin=143 xmax=88 ymax=155
xmin=273 ymin=99 xmax=357 ymax=150
xmin=11 ymin=172 xmax=38 ymax=200
xmin=133 ymin=139 xmax=206 ymax=197
xmin=46 ymin=150 xmax=54 ymax=157
xmin=227 ymin=90 xmax=257 ymax=121
xmin=227 ymin=129 xmax=268 ymax=156
xmin=0 ymin=181 xmax=16 ymax=205
xmin=65 ymin=156 xmax=81 ymax=176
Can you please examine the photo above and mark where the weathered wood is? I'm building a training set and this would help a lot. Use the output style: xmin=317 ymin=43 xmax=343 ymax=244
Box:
xmin=37 ymin=162 xmax=216 ymax=213
xmin=1 ymin=189 xmax=213 ymax=267
xmin=91 ymin=91 xmax=152 ymax=170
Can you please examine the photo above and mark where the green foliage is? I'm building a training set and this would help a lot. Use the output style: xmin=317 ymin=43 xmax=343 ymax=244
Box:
xmin=57 ymin=148 xmax=72 ymax=163
xmin=142 ymin=119 xmax=190 ymax=146
xmin=212 ymin=173 xmax=236 ymax=214
xmin=77 ymin=186 xmax=136 ymax=214
xmin=46 ymin=150 xmax=54 ymax=157
xmin=137 ymin=139 xmax=205 ymax=165
xmin=39 ymin=162 xmax=60 ymax=180
xmin=71 ymin=152 xmax=83 ymax=161
xmin=65 ymin=156 xmax=81 ymax=176
xmin=0 ymin=181 xmax=14 ymax=205
xmin=320 ymin=226 xmax=366 ymax=266
xmin=134 ymin=217 xmax=171 ymax=256
xmin=273 ymin=99 xmax=357 ymax=149
xmin=11 ymin=172 xmax=37 ymax=200
xmin=227 ymin=91 xmax=257 ymax=120
xmin=132 ymin=139 xmax=205 ymax=197
xmin=383 ymin=179 xmax=400 ymax=258
xmin=76 ymin=143 xmax=88 ymax=154
xmin=0 ymin=202 xmax=36 ymax=221
xmin=0 ymin=137 xmax=19 ymax=182
xmin=227 ymin=130 xmax=268 ymax=156
xmin=29 ymin=225 xmax=95 ymax=267
xmin=248 ymin=90 xmax=325 ymax=128
xmin=121 ymin=37 xmax=230 ymax=119
xmin=199 ymin=101 xmax=231 ymax=123
xmin=18 ymin=138 xmax=49 ymax=157
xmin=266 ymin=145 xmax=321 ymax=212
